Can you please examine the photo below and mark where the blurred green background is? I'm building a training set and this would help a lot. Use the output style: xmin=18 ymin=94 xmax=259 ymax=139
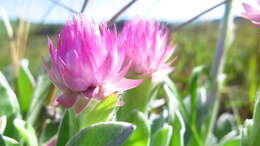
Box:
xmin=0 ymin=18 xmax=259 ymax=119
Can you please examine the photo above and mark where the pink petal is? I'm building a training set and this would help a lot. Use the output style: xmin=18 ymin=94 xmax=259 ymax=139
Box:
xmin=113 ymin=78 xmax=143 ymax=92
xmin=96 ymin=54 xmax=113 ymax=82
xmin=56 ymin=93 xmax=78 ymax=108
xmin=58 ymin=58 xmax=90 ymax=91
xmin=44 ymin=136 xmax=57 ymax=146
xmin=109 ymin=61 xmax=132 ymax=83
xmin=242 ymin=3 xmax=253 ymax=12
xmin=48 ymin=37 xmax=56 ymax=59
xmin=82 ymin=86 xmax=100 ymax=98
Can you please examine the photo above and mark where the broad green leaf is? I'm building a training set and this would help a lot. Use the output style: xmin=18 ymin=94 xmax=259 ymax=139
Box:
xmin=151 ymin=124 xmax=172 ymax=146
xmin=17 ymin=59 xmax=35 ymax=110
xmin=13 ymin=119 xmax=38 ymax=146
xmin=123 ymin=110 xmax=150 ymax=146
xmin=0 ymin=116 xmax=7 ymax=134
xmin=80 ymin=94 xmax=117 ymax=128
xmin=0 ymin=72 xmax=21 ymax=138
xmin=66 ymin=122 xmax=135 ymax=146
xmin=117 ymin=79 xmax=159 ymax=120
xmin=17 ymin=59 xmax=35 ymax=114
xmin=0 ymin=72 xmax=20 ymax=117
xmin=26 ymin=74 xmax=51 ymax=124
xmin=56 ymin=110 xmax=80 ymax=146
xmin=170 ymin=111 xmax=185 ymax=146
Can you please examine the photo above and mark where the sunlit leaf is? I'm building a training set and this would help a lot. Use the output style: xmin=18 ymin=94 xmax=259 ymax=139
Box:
xmin=80 ymin=94 xmax=117 ymax=128
xmin=13 ymin=118 xmax=38 ymax=146
xmin=17 ymin=59 xmax=35 ymax=114
xmin=0 ymin=72 xmax=21 ymax=138
xmin=117 ymin=79 xmax=159 ymax=120
xmin=0 ymin=116 xmax=7 ymax=134
xmin=0 ymin=72 xmax=20 ymax=117
xmin=26 ymin=74 xmax=51 ymax=124
xmin=66 ymin=122 xmax=135 ymax=146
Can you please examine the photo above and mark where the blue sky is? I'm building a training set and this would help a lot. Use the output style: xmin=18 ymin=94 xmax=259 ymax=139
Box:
xmin=0 ymin=0 xmax=255 ymax=24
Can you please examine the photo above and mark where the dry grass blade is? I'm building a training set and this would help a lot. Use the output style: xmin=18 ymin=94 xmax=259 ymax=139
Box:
xmin=16 ymin=18 xmax=31 ymax=63
xmin=81 ymin=0 xmax=89 ymax=13
xmin=0 ymin=8 xmax=14 ymax=40
xmin=0 ymin=8 xmax=19 ymax=76
xmin=0 ymin=8 xmax=31 ymax=77
xmin=107 ymin=0 xmax=138 ymax=26
xmin=50 ymin=0 xmax=78 ymax=14
xmin=172 ymin=0 xmax=229 ymax=32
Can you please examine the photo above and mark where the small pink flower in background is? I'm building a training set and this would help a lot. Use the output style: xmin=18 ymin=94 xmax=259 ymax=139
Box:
xmin=241 ymin=0 xmax=260 ymax=26
xmin=44 ymin=136 xmax=57 ymax=146
xmin=119 ymin=20 xmax=176 ymax=78
xmin=44 ymin=15 xmax=142 ymax=111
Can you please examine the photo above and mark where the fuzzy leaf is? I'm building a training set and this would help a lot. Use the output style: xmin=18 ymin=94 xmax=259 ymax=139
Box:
xmin=80 ymin=94 xmax=117 ymax=128
xmin=66 ymin=122 xmax=135 ymax=146
xmin=26 ymin=74 xmax=51 ymax=124
xmin=0 ymin=72 xmax=20 ymax=117
xmin=13 ymin=119 xmax=38 ymax=146
xmin=17 ymin=59 xmax=35 ymax=114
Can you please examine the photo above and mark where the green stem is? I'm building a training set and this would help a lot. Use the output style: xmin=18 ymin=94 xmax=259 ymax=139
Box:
xmin=204 ymin=0 xmax=234 ymax=145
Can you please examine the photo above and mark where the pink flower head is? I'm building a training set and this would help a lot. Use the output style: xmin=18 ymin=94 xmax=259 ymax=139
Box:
xmin=119 ymin=20 xmax=176 ymax=78
xmin=44 ymin=15 xmax=142 ymax=109
xmin=241 ymin=1 xmax=260 ymax=26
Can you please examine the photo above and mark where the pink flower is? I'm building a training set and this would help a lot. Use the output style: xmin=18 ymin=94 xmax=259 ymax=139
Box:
xmin=119 ymin=20 xmax=176 ymax=78
xmin=44 ymin=15 xmax=142 ymax=110
xmin=241 ymin=1 xmax=260 ymax=26
xmin=44 ymin=136 xmax=56 ymax=146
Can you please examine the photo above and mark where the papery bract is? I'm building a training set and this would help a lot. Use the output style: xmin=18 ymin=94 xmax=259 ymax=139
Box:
xmin=241 ymin=1 xmax=260 ymax=27
xmin=119 ymin=19 xmax=176 ymax=79
xmin=44 ymin=15 xmax=142 ymax=111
